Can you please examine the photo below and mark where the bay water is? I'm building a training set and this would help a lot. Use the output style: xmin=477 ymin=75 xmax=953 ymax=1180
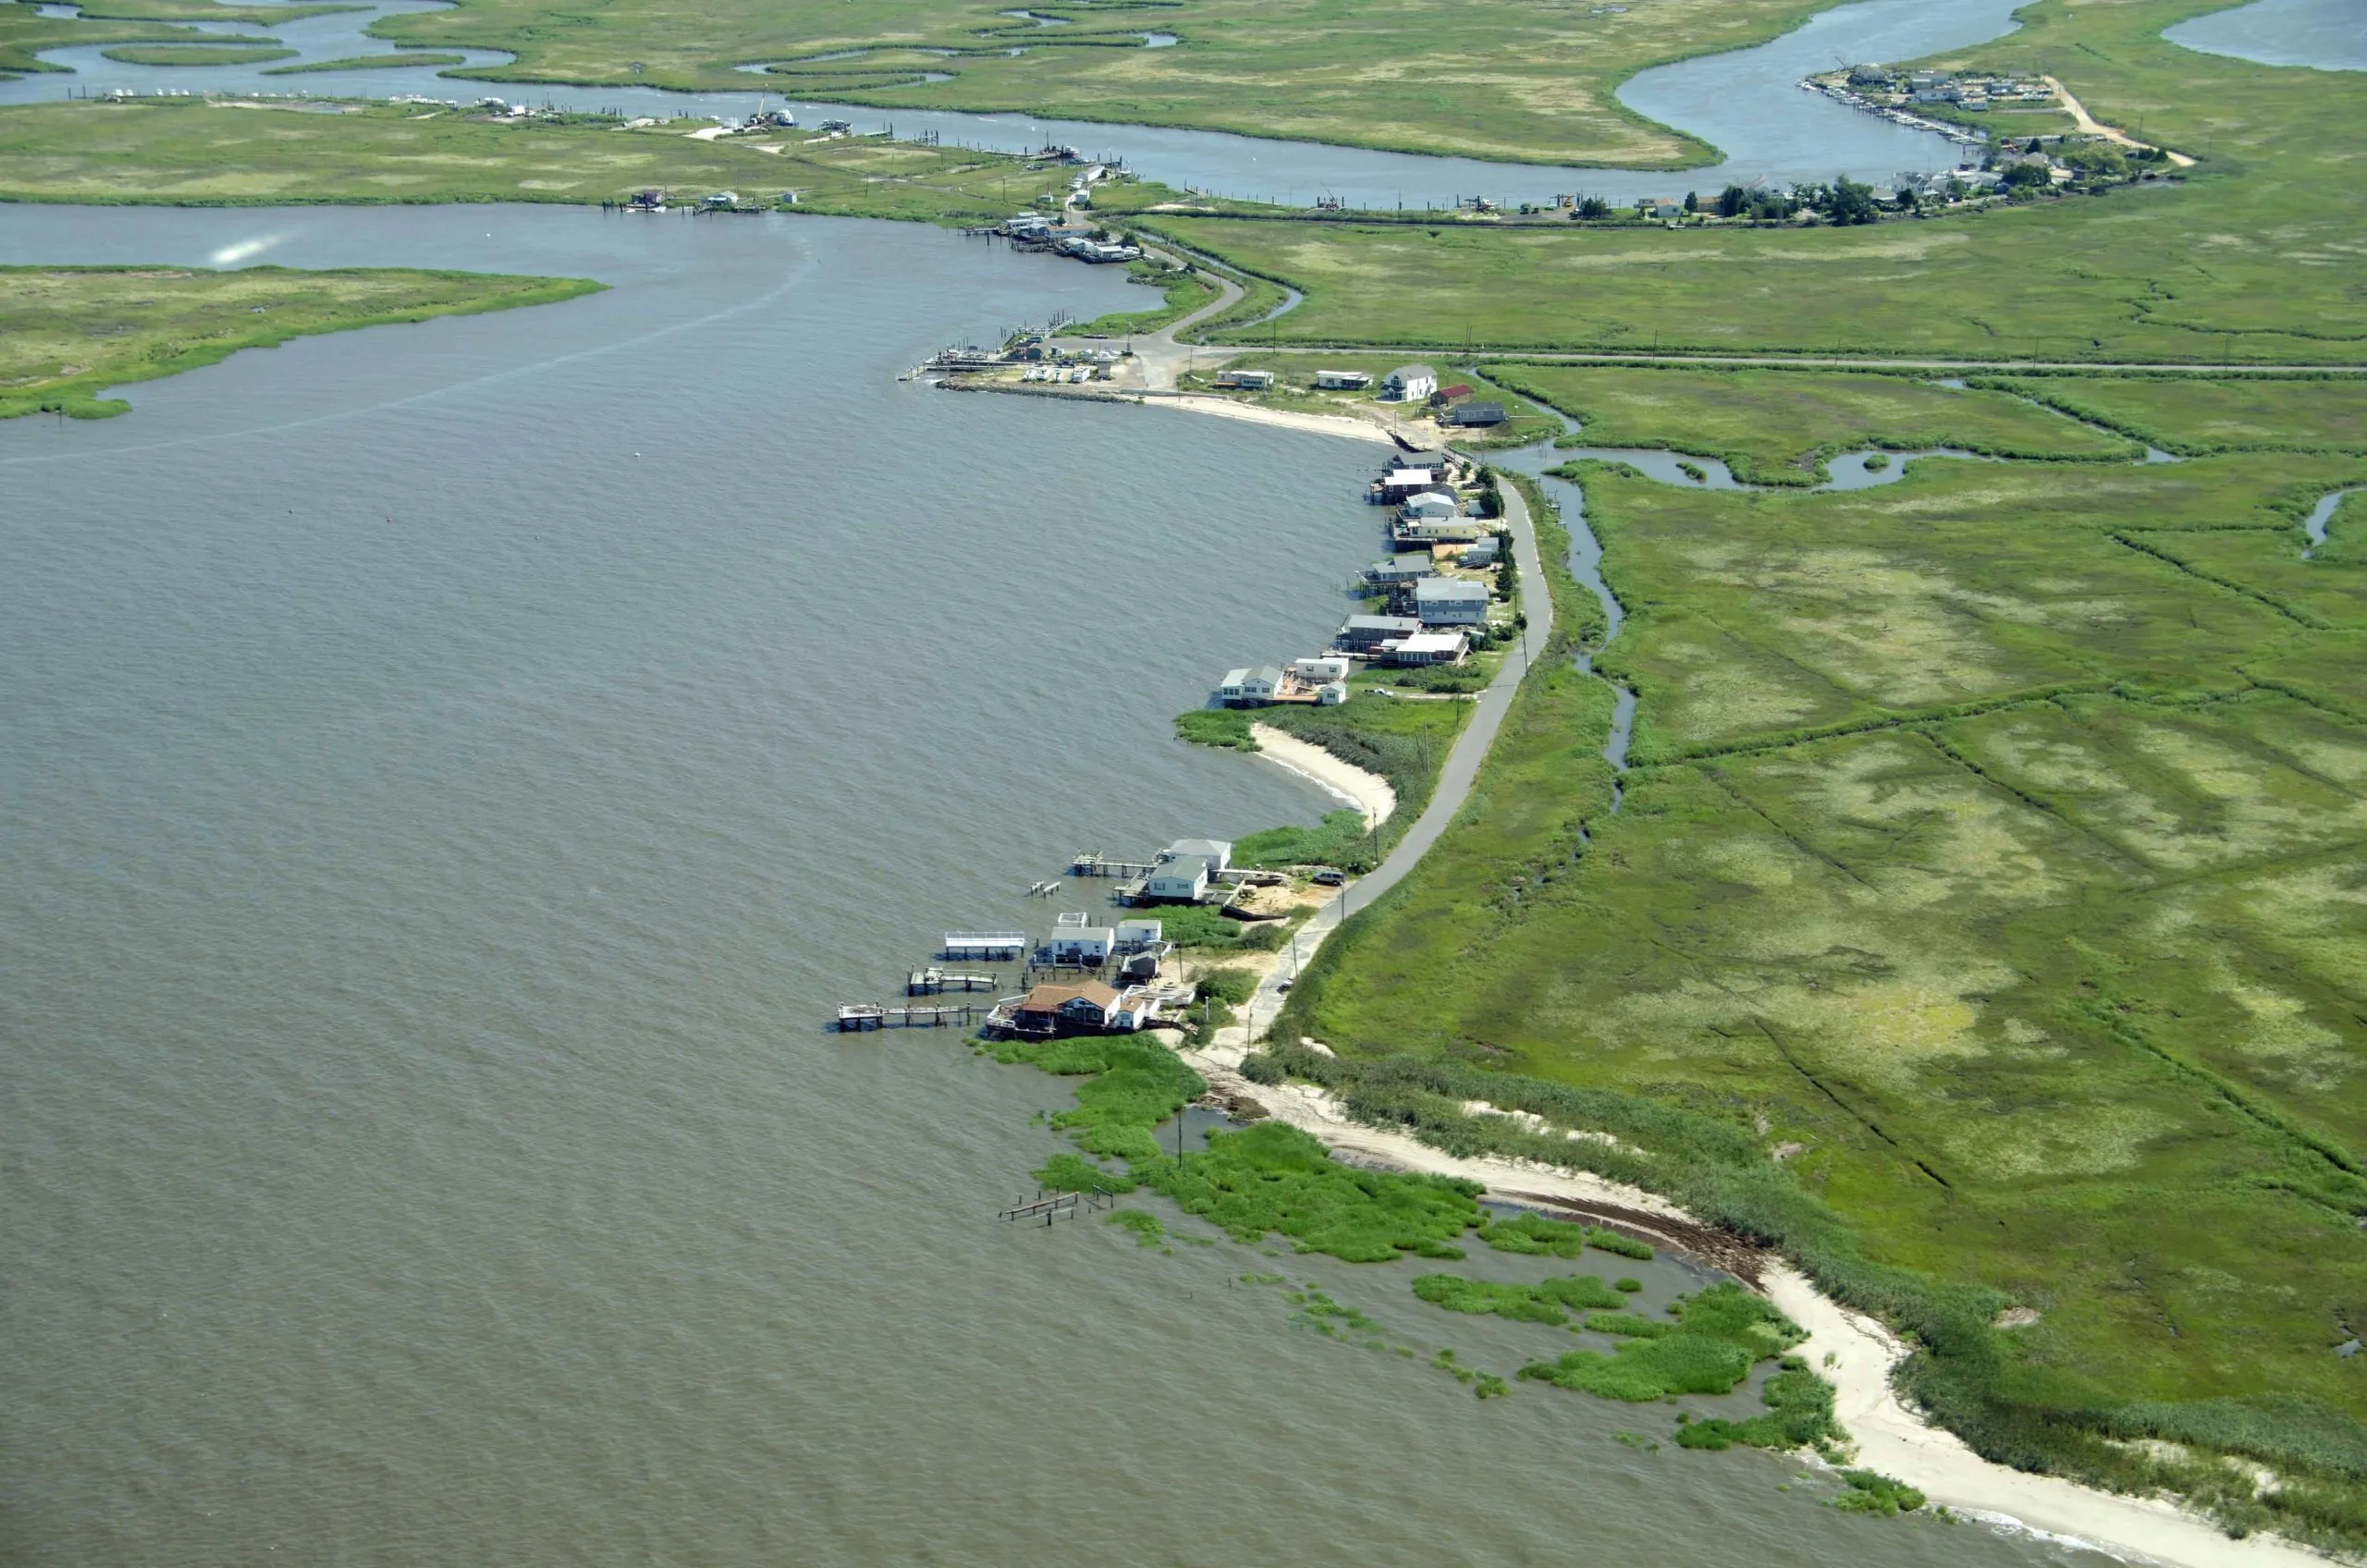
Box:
xmin=0 ymin=205 xmax=2123 ymax=1565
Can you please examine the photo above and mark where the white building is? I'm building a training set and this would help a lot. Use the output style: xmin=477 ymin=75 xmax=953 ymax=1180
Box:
xmin=1382 ymin=631 xmax=1470 ymax=666
xmin=1041 ymin=925 xmax=1117 ymax=965
xmin=1401 ymin=489 xmax=1461 ymax=521
xmin=1215 ymin=369 xmax=1275 ymax=390
xmin=1216 ymin=666 xmax=1282 ymax=705
xmin=1294 ymin=655 xmax=1352 ymax=682
xmin=1162 ymin=838 xmax=1233 ymax=874
xmin=1415 ymin=577 xmax=1490 ymax=627
xmin=1142 ymin=857 xmax=1211 ymax=902
xmin=1382 ymin=364 xmax=1438 ymax=403
xmin=1114 ymin=918 xmax=1165 ymax=952
xmin=1315 ymin=369 xmax=1372 ymax=390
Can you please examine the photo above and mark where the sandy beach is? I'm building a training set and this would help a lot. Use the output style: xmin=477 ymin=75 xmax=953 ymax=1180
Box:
xmin=1144 ymin=393 xmax=1394 ymax=445
xmin=1248 ymin=724 xmax=1395 ymax=829
xmin=1175 ymin=1028 xmax=2326 ymax=1568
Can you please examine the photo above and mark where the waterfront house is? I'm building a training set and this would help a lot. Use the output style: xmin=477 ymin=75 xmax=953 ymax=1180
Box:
xmin=1362 ymin=557 xmax=1437 ymax=586
xmin=1315 ymin=369 xmax=1372 ymax=390
xmin=1401 ymin=489 xmax=1461 ymax=521
xmin=1369 ymin=467 xmax=1443 ymax=505
xmin=1114 ymin=918 xmax=1165 ymax=952
xmin=1414 ymin=577 xmax=1490 ymax=626
xmin=1392 ymin=517 xmax=1484 ymax=547
xmin=1337 ymin=614 xmax=1423 ymax=653
xmin=1215 ymin=369 xmax=1276 ymax=390
xmin=1443 ymin=401 xmax=1508 ymax=428
xmin=1336 ymin=613 xmax=1422 ymax=653
xmin=1294 ymin=655 xmax=1352 ymax=682
xmin=1216 ymin=666 xmax=1282 ymax=705
xmin=1387 ymin=449 xmax=1451 ymax=472
xmin=1009 ymin=980 xmax=1123 ymax=1036
xmin=1142 ymin=857 xmax=1211 ymax=903
xmin=1162 ymin=838 xmax=1233 ymax=875
xmin=1107 ymin=986 xmax=1160 ymax=1031
xmin=1380 ymin=631 xmax=1470 ymax=667
xmin=1382 ymin=364 xmax=1439 ymax=403
xmin=1040 ymin=925 xmax=1117 ymax=966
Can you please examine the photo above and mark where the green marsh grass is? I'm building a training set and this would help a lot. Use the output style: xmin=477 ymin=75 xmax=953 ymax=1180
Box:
xmin=1 ymin=264 xmax=601 ymax=420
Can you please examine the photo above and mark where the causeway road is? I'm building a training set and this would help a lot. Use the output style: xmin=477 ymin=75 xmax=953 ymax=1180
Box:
xmin=1225 ymin=463 xmax=1550 ymax=1048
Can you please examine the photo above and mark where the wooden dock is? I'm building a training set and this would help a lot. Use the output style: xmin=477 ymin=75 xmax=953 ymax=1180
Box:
xmin=942 ymin=931 xmax=1026 ymax=961
xmin=836 ymin=1002 xmax=981 ymax=1032
xmin=998 ymin=1187 xmax=1117 ymax=1225
xmin=1070 ymin=851 xmax=1158 ymax=878
xmin=908 ymin=967 xmax=1000 ymax=996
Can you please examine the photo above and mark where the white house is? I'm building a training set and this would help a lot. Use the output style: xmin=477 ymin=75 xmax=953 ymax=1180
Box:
xmin=1461 ymin=535 xmax=1502 ymax=568
xmin=1317 ymin=680 xmax=1349 ymax=704
xmin=1415 ymin=577 xmax=1490 ymax=627
xmin=1382 ymin=364 xmax=1438 ymax=403
xmin=1294 ymin=655 xmax=1352 ymax=682
xmin=1162 ymin=838 xmax=1233 ymax=874
xmin=1041 ymin=925 xmax=1117 ymax=965
xmin=1142 ymin=857 xmax=1211 ymax=902
xmin=1382 ymin=631 xmax=1470 ymax=666
xmin=1217 ymin=666 xmax=1282 ymax=705
xmin=1107 ymin=986 xmax=1159 ymax=1032
xmin=1114 ymin=918 xmax=1165 ymax=952
xmin=1315 ymin=369 xmax=1372 ymax=390
xmin=1215 ymin=369 xmax=1275 ymax=390
xmin=1401 ymin=489 xmax=1461 ymax=521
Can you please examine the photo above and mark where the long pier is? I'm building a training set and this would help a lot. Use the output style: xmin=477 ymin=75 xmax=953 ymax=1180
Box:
xmin=1070 ymin=851 xmax=1158 ymax=878
xmin=835 ymin=1002 xmax=981 ymax=1032
xmin=942 ymin=931 xmax=1026 ymax=960
xmin=908 ymin=967 xmax=1000 ymax=995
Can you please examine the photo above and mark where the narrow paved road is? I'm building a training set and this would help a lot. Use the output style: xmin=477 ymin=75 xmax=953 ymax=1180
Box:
xmin=1231 ymin=467 xmax=1550 ymax=1045
xmin=1050 ymin=245 xmax=1245 ymax=389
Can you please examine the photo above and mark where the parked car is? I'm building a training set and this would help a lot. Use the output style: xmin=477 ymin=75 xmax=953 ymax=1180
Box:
xmin=1311 ymin=869 xmax=1347 ymax=887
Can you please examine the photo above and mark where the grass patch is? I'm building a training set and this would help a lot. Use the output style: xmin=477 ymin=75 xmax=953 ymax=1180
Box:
xmin=1519 ymin=1282 xmax=1804 ymax=1402
xmin=1108 ymin=1208 xmax=1167 ymax=1246
xmin=0 ymin=263 xmax=601 ymax=420
xmin=264 ymin=51 xmax=471 ymax=74
xmin=1983 ymin=374 xmax=2367 ymax=457
xmin=337 ymin=0 xmax=1831 ymax=167
xmin=99 ymin=41 xmax=292 ymax=64
xmin=1478 ymin=1210 xmax=1655 ymax=1261
xmin=1677 ymin=1359 xmax=1845 ymax=1453
xmin=0 ymin=97 xmax=1081 ymax=222
xmin=1143 ymin=1121 xmax=1482 ymax=1262
xmin=1174 ymin=707 xmax=1256 ymax=750
xmin=1411 ymin=1271 xmax=1627 ymax=1323
xmin=1489 ymin=363 xmax=2140 ymax=482
xmin=1831 ymin=1471 xmax=1927 ymax=1515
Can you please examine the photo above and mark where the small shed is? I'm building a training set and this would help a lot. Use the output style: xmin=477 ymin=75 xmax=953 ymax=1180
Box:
xmin=1443 ymin=401 xmax=1508 ymax=428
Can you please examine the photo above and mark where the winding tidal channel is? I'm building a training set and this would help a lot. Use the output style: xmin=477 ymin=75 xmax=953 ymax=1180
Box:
xmin=7 ymin=1 xmax=2334 ymax=1562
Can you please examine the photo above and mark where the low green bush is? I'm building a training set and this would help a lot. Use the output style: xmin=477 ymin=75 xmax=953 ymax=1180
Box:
xmin=1175 ymin=708 xmax=1257 ymax=749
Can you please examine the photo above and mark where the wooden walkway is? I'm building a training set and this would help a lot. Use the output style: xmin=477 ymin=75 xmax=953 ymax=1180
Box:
xmin=835 ymin=1002 xmax=980 ymax=1032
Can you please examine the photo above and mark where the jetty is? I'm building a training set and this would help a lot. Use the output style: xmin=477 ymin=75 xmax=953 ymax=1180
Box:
xmin=908 ymin=967 xmax=1000 ymax=995
xmin=835 ymin=1002 xmax=981 ymax=1032
xmin=942 ymin=931 xmax=1026 ymax=961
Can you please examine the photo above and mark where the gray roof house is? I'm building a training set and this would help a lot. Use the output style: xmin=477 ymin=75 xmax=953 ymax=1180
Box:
xmin=1414 ymin=577 xmax=1490 ymax=626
